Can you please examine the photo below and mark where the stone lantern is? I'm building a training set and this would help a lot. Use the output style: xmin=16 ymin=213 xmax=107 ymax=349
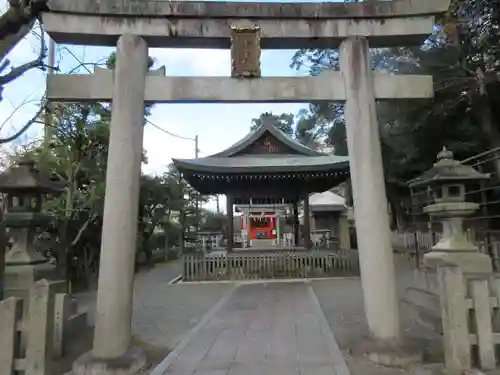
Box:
xmin=408 ymin=147 xmax=492 ymax=273
xmin=0 ymin=157 xmax=65 ymax=300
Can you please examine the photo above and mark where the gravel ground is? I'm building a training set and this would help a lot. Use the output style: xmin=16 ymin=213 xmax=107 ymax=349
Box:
xmin=312 ymin=254 xmax=439 ymax=375
xmin=312 ymin=254 xmax=418 ymax=350
xmin=132 ymin=281 xmax=234 ymax=349
xmin=68 ymin=254 xmax=438 ymax=375
xmin=70 ymin=260 xmax=234 ymax=374
xmin=74 ymin=260 xmax=234 ymax=349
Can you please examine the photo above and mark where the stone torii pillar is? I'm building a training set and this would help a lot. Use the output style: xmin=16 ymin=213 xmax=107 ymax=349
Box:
xmin=73 ymin=34 xmax=148 ymax=374
xmin=340 ymin=37 xmax=400 ymax=341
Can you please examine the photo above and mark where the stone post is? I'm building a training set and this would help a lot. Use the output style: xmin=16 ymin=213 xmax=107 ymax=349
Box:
xmin=26 ymin=279 xmax=56 ymax=375
xmin=437 ymin=265 xmax=471 ymax=373
xmin=339 ymin=213 xmax=351 ymax=250
xmin=76 ymin=34 xmax=148 ymax=371
xmin=340 ymin=36 xmax=400 ymax=341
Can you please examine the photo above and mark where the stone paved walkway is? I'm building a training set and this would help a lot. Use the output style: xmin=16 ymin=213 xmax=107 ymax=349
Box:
xmin=151 ymin=282 xmax=350 ymax=375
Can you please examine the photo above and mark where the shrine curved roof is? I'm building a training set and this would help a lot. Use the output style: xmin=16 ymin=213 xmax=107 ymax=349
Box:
xmin=209 ymin=121 xmax=325 ymax=157
xmin=173 ymin=121 xmax=349 ymax=174
xmin=172 ymin=154 xmax=349 ymax=174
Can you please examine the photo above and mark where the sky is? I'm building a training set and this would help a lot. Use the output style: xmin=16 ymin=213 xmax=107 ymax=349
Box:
xmin=0 ymin=0 xmax=327 ymax=212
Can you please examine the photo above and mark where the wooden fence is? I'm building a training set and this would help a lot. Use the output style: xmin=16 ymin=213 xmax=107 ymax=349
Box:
xmin=438 ymin=266 xmax=500 ymax=373
xmin=0 ymin=279 xmax=56 ymax=375
xmin=392 ymin=231 xmax=438 ymax=252
xmin=182 ymin=249 xmax=359 ymax=281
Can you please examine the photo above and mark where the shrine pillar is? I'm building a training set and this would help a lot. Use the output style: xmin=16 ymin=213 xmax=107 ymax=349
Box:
xmin=293 ymin=200 xmax=299 ymax=246
xmin=276 ymin=215 xmax=281 ymax=246
xmin=303 ymin=195 xmax=312 ymax=250
xmin=340 ymin=36 xmax=400 ymax=341
xmin=246 ymin=213 xmax=252 ymax=247
xmin=74 ymin=34 xmax=148 ymax=373
xmin=226 ymin=195 xmax=234 ymax=251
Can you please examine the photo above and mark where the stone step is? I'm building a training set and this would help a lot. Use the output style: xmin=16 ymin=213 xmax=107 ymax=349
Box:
xmin=251 ymin=239 xmax=275 ymax=248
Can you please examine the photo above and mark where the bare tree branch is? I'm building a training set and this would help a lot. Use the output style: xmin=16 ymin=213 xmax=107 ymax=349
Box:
xmin=0 ymin=94 xmax=40 ymax=131
xmin=0 ymin=0 xmax=48 ymax=41
xmin=0 ymin=18 xmax=33 ymax=62
xmin=70 ymin=214 xmax=96 ymax=246
xmin=0 ymin=25 xmax=48 ymax=87
xmin=0 ymin=100 xmax=45 ymax=144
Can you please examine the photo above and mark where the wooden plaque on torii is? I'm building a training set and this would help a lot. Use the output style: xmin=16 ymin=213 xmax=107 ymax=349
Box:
xmin=230 ymin=26 xmax=262 ymax=78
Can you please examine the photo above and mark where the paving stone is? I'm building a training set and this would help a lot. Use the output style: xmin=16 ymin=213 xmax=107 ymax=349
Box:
xmin=298 ymin=364 xmax=337 ymax=375
xmin=156 ymin=282 xmax=348 ymax=375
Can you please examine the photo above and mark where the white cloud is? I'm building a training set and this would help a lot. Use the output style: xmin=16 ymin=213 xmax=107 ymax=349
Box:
xmin=150 ymin=48 xmax=230 ymax=77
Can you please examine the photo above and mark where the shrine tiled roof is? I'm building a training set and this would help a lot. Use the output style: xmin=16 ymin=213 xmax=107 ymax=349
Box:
xmin=209 ymin=120 xmax=325 ymax=157
xmin=173 ymin=120 xmax=349 ymax=174
xmin=173 ymin=154 xmax=348 ymax=174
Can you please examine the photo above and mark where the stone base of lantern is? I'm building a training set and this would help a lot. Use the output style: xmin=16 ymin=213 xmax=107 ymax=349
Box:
xmin=351 ymin=337 xmax=424 ymax=368
xmin=423 ymin=250 xmax=492 ymax=274
xmin=422 ymin=231 xmax=493 ymax=274
xmin=4 ymin=260 xmax=60 ymax=352
xmin=3 ymin=260 xmax=59 ymax=300
xmin=72 ymin=347 xmax=147 ymax=375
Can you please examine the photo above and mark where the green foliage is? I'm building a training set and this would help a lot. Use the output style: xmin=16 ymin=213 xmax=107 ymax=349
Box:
xmin=200 ymin=211 xmax=227 ymax=232
xmin=250 ymin=112 xmax=295 ymax=136
xmin=250 ymin=111 xmax=324 ymax=149
xmin=8 ymin=93 xmax=206 ymax=289
xmin=257 ymin=0 xmax=500 ymax=229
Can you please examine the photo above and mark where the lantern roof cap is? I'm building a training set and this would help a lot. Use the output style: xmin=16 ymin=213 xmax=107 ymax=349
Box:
xmin=0 ymin=156 xmax=65 ymax=193
xmin=408 ymin=146 xmax=489 ymax=188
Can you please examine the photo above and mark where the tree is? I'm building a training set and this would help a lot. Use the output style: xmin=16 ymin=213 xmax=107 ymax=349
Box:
xmin=32 ymin=102 xmax=110 ymax=289
xmin=137 ymin=174 xmax=170 ymax=265
xmin=250 ymin=111 xmax=324 ymax=149
xmin=250 ymin=112 xmax=294 ymax=136
xmin=0 ymin=19 xmax=48 ymax=144
xmin=1 ymin=0 xmax=50 ymax=105
xmin=0 ymin=0 xmax=48 ymax=57
xmin=163 ymin=164 xmax=208 ymax=251
xmin=286 ymin=0 xmax=500 ymax=228
xmin=200 ymin=211 xmax=227 ymax=232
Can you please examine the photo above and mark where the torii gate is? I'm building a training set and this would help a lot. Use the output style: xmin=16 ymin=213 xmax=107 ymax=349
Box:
xmin=41 ymin=0 xmax=450 ymax=372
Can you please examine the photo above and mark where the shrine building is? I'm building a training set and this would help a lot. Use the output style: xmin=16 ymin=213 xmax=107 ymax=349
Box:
xmin=172 ymin=119 xmax=350 ymax=251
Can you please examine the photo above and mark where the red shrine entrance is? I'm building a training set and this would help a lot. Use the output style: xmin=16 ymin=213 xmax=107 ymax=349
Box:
xmin=241 ymin=213 xmax=278 ymax=240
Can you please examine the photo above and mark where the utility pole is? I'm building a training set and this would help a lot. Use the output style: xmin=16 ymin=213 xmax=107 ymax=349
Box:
xmin=44 ymin=37 xmax=56 ymax=144
xmin=194 ymin=135 xmax=200 ymax=233
xmin=194 ymin=135 xmax=199 ymax=161
xmin=216 ymin=195 xmax=220 ymax=213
